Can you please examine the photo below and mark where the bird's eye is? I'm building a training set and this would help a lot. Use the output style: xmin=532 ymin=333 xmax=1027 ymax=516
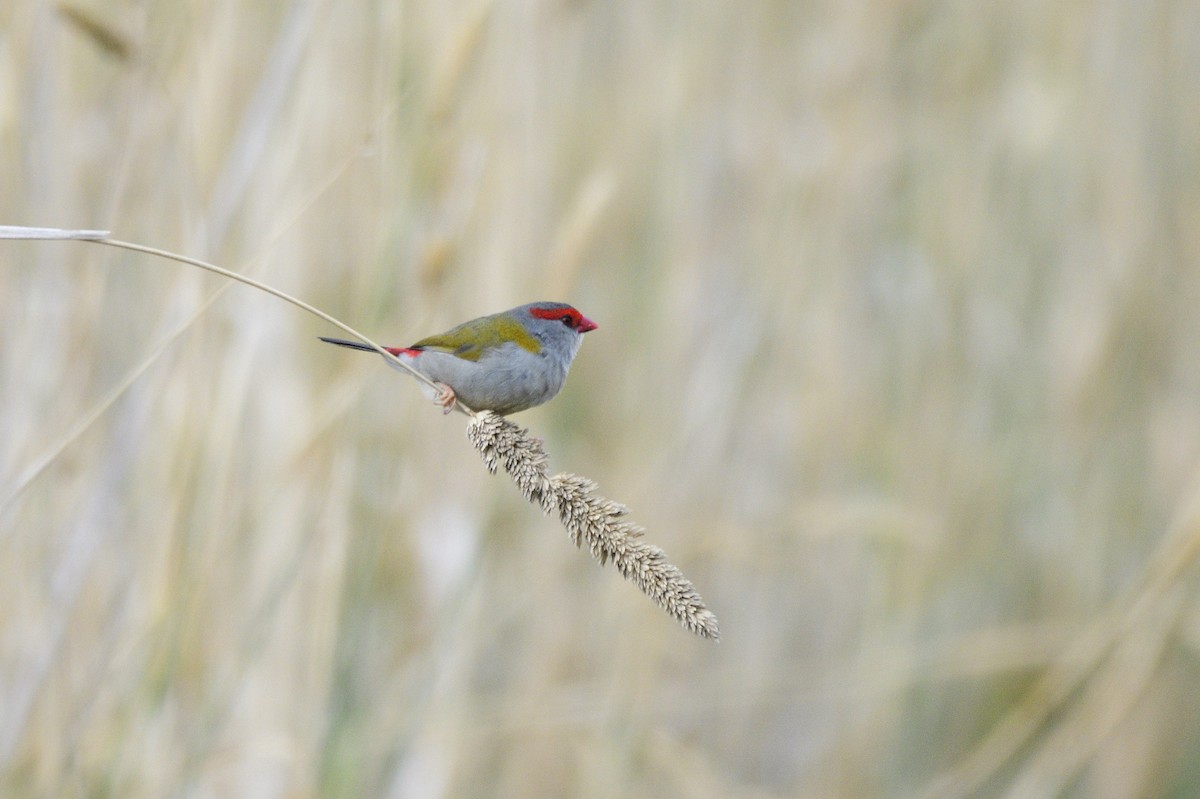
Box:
xmin=560 ymin=314 xmax=575 ymax=327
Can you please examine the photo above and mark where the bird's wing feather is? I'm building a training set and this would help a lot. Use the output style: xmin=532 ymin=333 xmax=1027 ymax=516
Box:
xmin=410 ymin=314 xmax=540 ymax=362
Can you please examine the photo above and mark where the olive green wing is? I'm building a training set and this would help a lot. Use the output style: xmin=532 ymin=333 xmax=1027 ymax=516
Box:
xmin=409 ymin=313 xmax=540 ymax=362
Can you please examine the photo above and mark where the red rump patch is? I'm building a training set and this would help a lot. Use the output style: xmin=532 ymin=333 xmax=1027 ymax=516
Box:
xmin=530 ymin=306 xmax=598 ymax=332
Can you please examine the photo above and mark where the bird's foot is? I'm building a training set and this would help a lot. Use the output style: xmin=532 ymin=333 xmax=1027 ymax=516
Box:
xmin=433 ymin=382 xmax=457 ymax=414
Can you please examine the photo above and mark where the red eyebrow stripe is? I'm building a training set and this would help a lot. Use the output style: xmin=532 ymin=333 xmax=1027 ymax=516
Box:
xmin=530 ymin=307 xmax=579 ymax=323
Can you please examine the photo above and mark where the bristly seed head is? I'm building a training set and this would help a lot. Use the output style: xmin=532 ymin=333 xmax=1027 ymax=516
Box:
xmin=466 ymin=411 xmax=720 ymax=641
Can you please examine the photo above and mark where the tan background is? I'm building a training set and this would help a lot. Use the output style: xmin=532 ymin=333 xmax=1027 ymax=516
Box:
xmin=3 ymin=1 xmax=1200 ymax=796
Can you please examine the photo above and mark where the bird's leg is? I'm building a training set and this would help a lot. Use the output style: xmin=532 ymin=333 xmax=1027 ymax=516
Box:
xmin=433 ymin=382 xmax=457 ymax=414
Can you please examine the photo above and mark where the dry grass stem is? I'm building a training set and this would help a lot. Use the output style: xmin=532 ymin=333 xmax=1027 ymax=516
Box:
xmin=467 ymin=411 xmax=721 ymax=641
xmin=4 ymin=228 xmax=710 ymax=641
xmin=0 ymin=225 xmax=110 ymax=239
xmin=1 ymin=227 xmax=458 ymax=405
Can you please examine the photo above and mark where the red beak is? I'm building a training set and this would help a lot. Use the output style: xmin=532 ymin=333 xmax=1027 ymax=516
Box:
xmin=578 ymin=315 xmax=598 ymax=333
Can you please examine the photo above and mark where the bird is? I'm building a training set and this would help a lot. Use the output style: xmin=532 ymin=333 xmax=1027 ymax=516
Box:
xmin=319 ymin=301 xmax=598 ymax=415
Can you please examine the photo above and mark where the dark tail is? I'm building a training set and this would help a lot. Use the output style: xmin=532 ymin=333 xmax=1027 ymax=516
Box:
xmin=319 ymin=336 xmax=377 ymax=353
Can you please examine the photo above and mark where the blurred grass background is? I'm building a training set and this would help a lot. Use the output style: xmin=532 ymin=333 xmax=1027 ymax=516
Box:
xmin=3 ymin=0 xmax=1200 ymax=796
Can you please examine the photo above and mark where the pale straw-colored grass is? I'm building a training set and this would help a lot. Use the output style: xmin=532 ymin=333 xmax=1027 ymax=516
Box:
xmin=6 ymin=0 xmax=1200 ymax=795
